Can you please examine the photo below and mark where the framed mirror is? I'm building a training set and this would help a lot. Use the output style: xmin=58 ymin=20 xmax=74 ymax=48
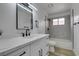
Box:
xmin=16 ymin=3 xmax=33 ymax=30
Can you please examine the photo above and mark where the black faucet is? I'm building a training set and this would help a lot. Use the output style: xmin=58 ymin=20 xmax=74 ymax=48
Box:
xmin=26 ymin=29 xmax=30 ymax=36
xmin=21 ymin=29 xmax=30 ymax=37
xmin=22 ymin=33 xmax=25 ymax=37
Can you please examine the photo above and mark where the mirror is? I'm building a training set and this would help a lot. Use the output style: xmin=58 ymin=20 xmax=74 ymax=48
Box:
xmin=16 ymin=3 xmax=33 ymax=30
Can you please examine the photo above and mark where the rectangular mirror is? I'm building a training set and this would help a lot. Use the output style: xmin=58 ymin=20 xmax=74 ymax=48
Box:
xmin=16 ymin=3 xmax=33 ymax=30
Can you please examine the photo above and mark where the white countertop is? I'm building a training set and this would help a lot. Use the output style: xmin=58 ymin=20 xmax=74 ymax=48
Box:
xmin=0 ymin=34 xmax=49 ymax=54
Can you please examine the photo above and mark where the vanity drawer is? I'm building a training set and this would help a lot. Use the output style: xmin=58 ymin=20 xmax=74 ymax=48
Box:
xmin=5 ymin=45 xmax=30 ymax=56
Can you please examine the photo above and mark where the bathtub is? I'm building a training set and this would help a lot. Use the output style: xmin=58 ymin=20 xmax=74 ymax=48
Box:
xmin=49 ymin=38 xmax=72 ymax=50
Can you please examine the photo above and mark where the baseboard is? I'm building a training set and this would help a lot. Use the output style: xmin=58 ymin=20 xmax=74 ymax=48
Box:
xmin=73 ymin=49 xmax=79 ymax=56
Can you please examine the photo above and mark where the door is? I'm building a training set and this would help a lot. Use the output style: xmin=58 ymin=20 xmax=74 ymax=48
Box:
xmin=71 ymin=9 xmax=75 ymax=49
xmin=74 ymin=22 xmax=79 ymax=51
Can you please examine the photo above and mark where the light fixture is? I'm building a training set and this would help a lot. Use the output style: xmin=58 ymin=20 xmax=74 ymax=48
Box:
xmin=28 ymin=3 xmax=38 ymax=11
xmin=17 ymin=4 xmax=32 ymax=13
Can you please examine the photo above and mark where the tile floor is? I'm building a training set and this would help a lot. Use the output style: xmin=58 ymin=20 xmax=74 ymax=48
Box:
xmin=49 ymin=47 xmax=75 ymax=56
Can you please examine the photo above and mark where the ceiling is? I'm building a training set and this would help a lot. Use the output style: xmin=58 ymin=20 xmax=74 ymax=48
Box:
xmin=33 ymin=3 xmax=72 ymax=14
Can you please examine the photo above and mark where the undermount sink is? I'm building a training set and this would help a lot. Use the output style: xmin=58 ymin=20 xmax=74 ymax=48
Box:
xmin=24 ymin=34 xmax=38 ymax=38
xmin=24 ymin=35 xmax=36 ymax=39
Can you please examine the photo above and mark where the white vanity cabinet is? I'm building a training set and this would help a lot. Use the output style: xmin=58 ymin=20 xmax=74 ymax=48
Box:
xmin=30 ymin=36 xmax=49 ymax=56
xmin=30 ymin=39 xmax=42 ymax=56
xmin=0 ymin=34 xmax=49 ymax=56
xmin=41 ymin=37 xmax=49 ymax=56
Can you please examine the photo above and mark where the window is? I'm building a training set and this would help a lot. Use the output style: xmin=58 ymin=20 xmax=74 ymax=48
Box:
xmin=53 ymin=18 xmax=65 ymax=25
xmin=59 ymin=18 xmax=65 ymax=25
xmin=53 ymin=19 xmax=58 ymax=25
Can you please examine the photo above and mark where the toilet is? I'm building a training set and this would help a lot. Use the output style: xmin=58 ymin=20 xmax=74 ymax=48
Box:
xmin=48 ymin=40 xmax=56 ymax=52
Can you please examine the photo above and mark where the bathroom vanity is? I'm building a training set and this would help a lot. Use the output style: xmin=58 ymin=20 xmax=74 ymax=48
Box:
xmin=0 ymin=34 xmax=49 ymax=56
xmin=0 ymin=4 xmax=49 ymax=56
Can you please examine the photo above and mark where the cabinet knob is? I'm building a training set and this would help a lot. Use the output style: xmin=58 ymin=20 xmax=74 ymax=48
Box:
xmin=39 ymin=50 xmax=41 ymax=56
xmin=39 ymin=49 xmax=43 ymax=56
xmin=41 ymin=49 xmax=43 ymax=56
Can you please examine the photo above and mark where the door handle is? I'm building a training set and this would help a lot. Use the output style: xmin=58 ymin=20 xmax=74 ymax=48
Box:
xmin=19 ymin=51 xmax=26 ymax=56
xmin=73 ymin=22 xmax=79 ymax=25
xmin=39 ymin=50 xmax=41 ymax=56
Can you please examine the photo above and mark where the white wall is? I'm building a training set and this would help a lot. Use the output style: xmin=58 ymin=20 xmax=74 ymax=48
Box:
xmin=31 ymin=4 xmax=47 ymax=34
xmin=0 ymin=4 xmax=19 ymax=39
xmin=0 ymin=3 xmax=47 ymax=40
xmin=53 ymin=15 xmax=71 ymax=40
xmin=48 ymin=10 xmax=71 ymax=40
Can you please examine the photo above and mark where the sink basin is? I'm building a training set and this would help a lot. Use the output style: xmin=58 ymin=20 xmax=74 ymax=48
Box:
xmin=24 ymin=34 xmax=37 ymax=38
xmin=23 ymin=34 xmax=40 ymax=41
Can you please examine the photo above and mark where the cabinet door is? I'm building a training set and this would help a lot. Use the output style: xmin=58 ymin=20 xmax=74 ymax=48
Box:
xmin=41 ymin=37 xmax=49 ymax=56
xmin=5 ymin=45 xmax=30 ymax=56
xmin=30 ymin=36 xmax=49 ymax=56
xmin=30 ymin=40 xmax=42 ymax=56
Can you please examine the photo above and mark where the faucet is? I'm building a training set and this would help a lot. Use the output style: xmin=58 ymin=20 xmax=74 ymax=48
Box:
xmin=21 ymin=29 xmax=30 ymax=37
xmin=26 ymin=29 xmax=30 ymax=36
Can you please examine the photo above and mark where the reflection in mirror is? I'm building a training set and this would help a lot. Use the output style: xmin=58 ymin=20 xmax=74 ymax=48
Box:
xmin=16 ymin=3 xmax=33 ymax=30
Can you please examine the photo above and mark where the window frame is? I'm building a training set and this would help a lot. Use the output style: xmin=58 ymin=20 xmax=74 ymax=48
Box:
xmin=53 ymin=17 xmax=65 ymax=26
